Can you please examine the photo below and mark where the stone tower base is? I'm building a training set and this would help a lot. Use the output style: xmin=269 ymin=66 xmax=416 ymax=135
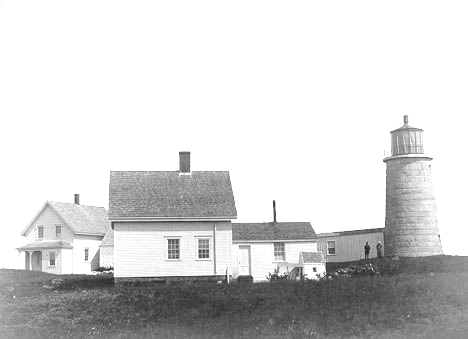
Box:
xmin=384 ymin=155 xmax=443 ymax=257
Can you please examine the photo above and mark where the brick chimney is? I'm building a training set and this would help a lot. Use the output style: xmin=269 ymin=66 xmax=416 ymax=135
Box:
xmin=179 ymin=151 xmax=191 ymax=174
xmin=74 ymin=194 xmax=80 ymax=205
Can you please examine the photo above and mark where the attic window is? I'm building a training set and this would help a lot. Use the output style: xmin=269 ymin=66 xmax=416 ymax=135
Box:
xmin=37 ymin=226 xmax=44 ymax=240
xmin=55 ymin=225 xmax=62 ymax=238
xmin=84 ymin=248 xmax=89 ymax=262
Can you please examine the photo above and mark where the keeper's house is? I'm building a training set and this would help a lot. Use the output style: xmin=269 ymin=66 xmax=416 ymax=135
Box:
xmin=17 ymin=195 xmax=110 ymax=274
xmin=108 ymin=152 xmax=237 ymax=282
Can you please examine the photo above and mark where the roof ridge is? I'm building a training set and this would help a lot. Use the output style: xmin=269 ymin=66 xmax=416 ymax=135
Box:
xmin=109 ymin=170 xmax=237 ymax=219
xmin=49 ymin=201 xmax=107 ymax=209
xmin=234 ymin=221 xmax=312 ymax=224
xmin=110 ymin=170 xmax=230 ymax=173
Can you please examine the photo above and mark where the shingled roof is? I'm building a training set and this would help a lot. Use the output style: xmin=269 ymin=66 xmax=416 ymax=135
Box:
xmin=17 ymin=240 xmax=73 ymax=251
xmin=21 ymin=201 xmax=110 ymax=236
xmin=100 ymin=229 xmax=114 ymax=247
xmin=109 ymin=171 xmax=237 ymax=219
xmin=232 ymin=222 xmax=317 ymax=241
xmin=317 ymin=228 xmax=384 ymax=238
xmin=300 ymin=252 xmax=325 ymax=264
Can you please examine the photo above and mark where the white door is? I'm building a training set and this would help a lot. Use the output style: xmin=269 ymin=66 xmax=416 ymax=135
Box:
xmin=238 ymin=246 xmax=251 ymax=276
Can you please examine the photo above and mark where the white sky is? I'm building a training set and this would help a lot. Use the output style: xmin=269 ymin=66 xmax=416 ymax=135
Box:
xmin=1 ymin=1 xmax=467 ymax=269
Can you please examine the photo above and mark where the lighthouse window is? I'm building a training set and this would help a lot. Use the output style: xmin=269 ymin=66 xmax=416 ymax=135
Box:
xmin=327 ymin=241 xmax=336 ymax=255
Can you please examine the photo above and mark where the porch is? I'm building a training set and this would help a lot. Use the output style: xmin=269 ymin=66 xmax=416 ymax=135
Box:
xmin=17 ymin=241 xmax=73 ymax=274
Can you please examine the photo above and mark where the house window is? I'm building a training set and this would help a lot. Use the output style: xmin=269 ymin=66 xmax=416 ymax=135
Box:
xmin=55 ymin=225 xmax=62 ymax=238
xmin=49 ymin=252 xmax=56 ymax=266
xmin=37 ymin=226 xmax=44 ymax=240
xmin=84 ymin=248 xmax=89 ymax=261
xmin=327 ymin=241 xmax=336 ymax=255
xmin=313 ymin=267 xmax=317 ymax=272
xmin=274 ymin=242 xmax=285 ymax=261
xmin=197 ymin=238 xmax=210 ymax=259
xmin=167 ymin=239 xmax=180 ymax=260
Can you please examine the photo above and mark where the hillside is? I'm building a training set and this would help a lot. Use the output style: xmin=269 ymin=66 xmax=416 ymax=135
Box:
xmin=1 ymin=255 xmax=468 ymax=339
xmin=326 ymin=254 xmax=468 ymax=275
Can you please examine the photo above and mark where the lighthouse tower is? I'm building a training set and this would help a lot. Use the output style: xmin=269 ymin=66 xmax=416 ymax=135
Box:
xmin=383 ymin=116 xmax=443 ymax=257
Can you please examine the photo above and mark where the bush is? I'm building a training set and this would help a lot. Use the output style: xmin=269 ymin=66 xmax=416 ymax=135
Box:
xmin=94 ymin=265 xmax=114 ymax=273
xmin=266 ymin=268 xmax=290 ymax=281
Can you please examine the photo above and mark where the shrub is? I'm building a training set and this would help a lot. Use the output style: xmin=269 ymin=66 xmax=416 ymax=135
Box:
xmin=266 ymin=268 xmax=290 ymax=281
xmin=94 ymin=265 xmax=114 ymax=273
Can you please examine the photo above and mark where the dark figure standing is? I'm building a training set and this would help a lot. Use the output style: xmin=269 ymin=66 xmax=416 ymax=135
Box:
xmin=364 ymin=242 xmax=370 ymax=260
xmin=376 ymin=241 xmax=383 ymax=258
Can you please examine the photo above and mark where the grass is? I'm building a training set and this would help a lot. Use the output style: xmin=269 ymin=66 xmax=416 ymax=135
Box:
xmin=1 ymin=255 xmax=468 ymax=338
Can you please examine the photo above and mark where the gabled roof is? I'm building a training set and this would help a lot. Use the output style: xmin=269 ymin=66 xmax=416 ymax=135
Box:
xmin=232 ymin=222 xmax=317 ymax=241
xmin=100 ymin=229 xmax=114 ymax=247
xmin=317 ymin=227 xmax=384 ymax=238
xmin=21 ymin=201 xmax=110 ymax=236
xmin=108 ymin=171 xmax=237 ymax=220
xmin=300 ymin=252 xmax=325 ymax=264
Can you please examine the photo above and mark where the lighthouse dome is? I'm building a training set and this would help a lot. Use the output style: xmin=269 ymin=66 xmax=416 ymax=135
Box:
xmin=390 ymin=115 xmax=424 ymax=156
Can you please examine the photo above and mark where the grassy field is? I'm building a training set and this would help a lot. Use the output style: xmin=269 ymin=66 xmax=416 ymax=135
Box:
xmin=1 ymin=255 xmax=468 ymax=339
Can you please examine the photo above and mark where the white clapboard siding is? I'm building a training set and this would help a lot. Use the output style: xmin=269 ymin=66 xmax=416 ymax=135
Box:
xmin=61 ymin=249 xmax=73 ymax=274
xmin=42 ymin=249 xmax=62 ymax=275
xmin=25 ymin=205 xmax=74 ymax=243
xmin=114 ymin=221 xmax=232 ymax=278
xmin=232 ymin=240 xmax=318 ymax=281
xmin=318 ymin=231 xmax=384 ymax=263
xmin=72 ymin=235 xmax=103 ymax=274
xmin=285 ymin=242 xmax=317 ymax=262
xmin=213 ymin=222 xmax=232 ymax=276
xmin=303 ymin=263 xmax=326 ymax=280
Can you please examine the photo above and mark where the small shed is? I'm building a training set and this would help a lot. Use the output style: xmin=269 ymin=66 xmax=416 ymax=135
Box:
xmin=299 ymin=252 xmax=326 ymax=280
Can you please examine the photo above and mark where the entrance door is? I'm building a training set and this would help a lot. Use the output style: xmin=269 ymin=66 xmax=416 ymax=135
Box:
xmin=238 ymin=246 xmax=251 ymax=276
xmin=31 ymin=251 xmax=42 ymax=271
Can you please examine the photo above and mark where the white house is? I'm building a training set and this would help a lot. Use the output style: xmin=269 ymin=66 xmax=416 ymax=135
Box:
xmin=317 ymin=228 xmax=384 ymax=263
xmin=17 ymin=195 xmax=110 ymax=274
xmin=231 ymin=222 xmax=320 ymax=281
xmin=109 ymin=151 xmax=237 ymax=282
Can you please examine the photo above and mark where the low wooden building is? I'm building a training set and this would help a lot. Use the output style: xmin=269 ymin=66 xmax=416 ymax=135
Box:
xmin=231 ymin=222 xmax=319 ymax=281
xmin=317 ymin=228 xmax=384 ymax=263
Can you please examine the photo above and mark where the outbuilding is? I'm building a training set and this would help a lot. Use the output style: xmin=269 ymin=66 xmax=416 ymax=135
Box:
xmin=317 ymin=228 xmax=384 ymax=263
xmin=231 ymin=222 xmax=319 ymax=281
